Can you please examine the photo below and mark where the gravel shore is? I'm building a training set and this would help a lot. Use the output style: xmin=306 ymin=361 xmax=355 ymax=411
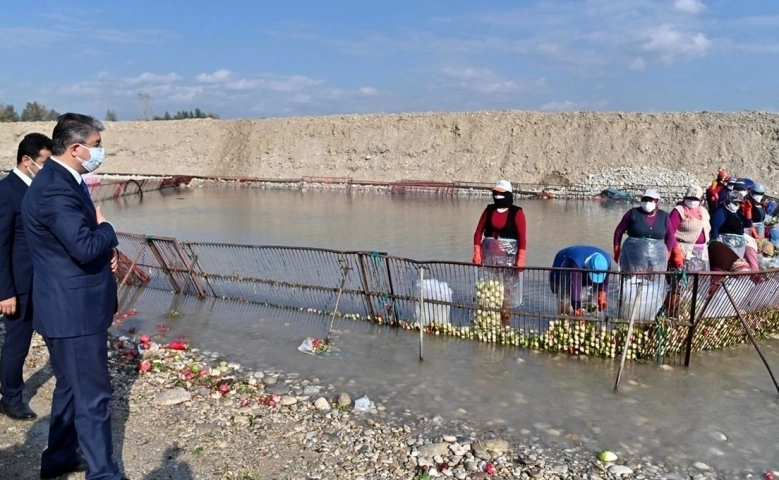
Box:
xmin=0 ymin=318 xmax=773 ymax=480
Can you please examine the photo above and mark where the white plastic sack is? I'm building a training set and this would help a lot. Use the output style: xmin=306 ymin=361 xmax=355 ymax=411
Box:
xmin=415 ymin=279 xmax=453 ymax=325
xmin=354 ymin=395 xmax=375 ymax=412
xmin=699 ymin=277 xmax=754 ymax=319
xmin=618 ymin=277 xmax=666 ymax=322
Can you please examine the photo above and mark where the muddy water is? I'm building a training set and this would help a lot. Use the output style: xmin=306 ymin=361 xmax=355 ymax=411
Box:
xmin=104 ymin=188 xmax=779 ymax=471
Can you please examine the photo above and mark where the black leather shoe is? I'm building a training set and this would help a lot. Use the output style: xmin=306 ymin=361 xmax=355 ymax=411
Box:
xmin=40 ymin=458 xmax=88 ymax=479
xmin=0 ymin=401 xmax=37 ymax=420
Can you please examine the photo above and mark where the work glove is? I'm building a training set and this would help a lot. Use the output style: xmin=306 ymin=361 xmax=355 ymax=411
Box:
xmin=613 ymin=245 xmax=620 ymax=262
xmin=743 ymin=200 xmax=753 ymax=220
xmin=573 ymin=308 xmax=585 ymax=317
xmin=515 ymin=249 xmax=526 ymax=273
xmin=670 ymin=245 xmax=684 ymax=270
xmin=597 ymin=291 xmax=607 ymax=312
xmin=472 ymin=245 xmax=483 ymax=265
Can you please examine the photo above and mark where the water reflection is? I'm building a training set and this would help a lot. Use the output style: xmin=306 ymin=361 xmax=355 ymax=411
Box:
xmin=100 ymin=187 xmax=632 ymax=266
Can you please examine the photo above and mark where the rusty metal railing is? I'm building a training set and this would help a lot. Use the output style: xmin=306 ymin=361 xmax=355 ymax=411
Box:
xmin=97 ymin=172 xmax=711 ymax=202
xmin=114 ymin=233 xmax=779 ymax=366
xmin=84 ymin=175 xmax=193 ymax=203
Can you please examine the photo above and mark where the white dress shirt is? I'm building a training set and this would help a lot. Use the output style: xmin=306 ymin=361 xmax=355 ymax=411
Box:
xmin=12 ymin=167 xmax=32 ymax=187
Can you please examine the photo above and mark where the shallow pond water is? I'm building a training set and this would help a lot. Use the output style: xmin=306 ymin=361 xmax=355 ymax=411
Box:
xmin=105 ymin=188 xmax=779 ymax=471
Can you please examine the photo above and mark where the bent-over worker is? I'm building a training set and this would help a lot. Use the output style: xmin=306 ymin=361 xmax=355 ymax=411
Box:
xmin=549 ymin=245 xmax=610 ymax=316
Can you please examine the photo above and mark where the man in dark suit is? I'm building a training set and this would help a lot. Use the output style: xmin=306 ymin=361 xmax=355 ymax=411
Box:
xmin=23 ymin=113 xmax=128 ymax=480
xmin=0 ymin=133 xmax=52 ymax=421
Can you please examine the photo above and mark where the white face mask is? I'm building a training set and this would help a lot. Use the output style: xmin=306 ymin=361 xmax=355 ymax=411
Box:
xmin=684 ymin=199 xmax=700 ymax=209
xmin=25 ymin=160 xmax=43 ymax=178
xmin=641 ymin=201 xmax=657 ymax=213
xmin=753 ymin=195 xmax=763 ymax=203
xmin=725 ymin=202 xmax=740 ymax=213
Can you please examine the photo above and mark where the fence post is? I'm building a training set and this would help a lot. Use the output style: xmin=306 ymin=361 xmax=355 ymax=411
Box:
xmin=384 ymin=256 xmax=399 ymax=323
xmin=146 ymin=238 xmax=182 ymax=293
xmin=173 ymin=240 xmax=206 ymax=298
xmin=183 ymin=243 xmax=216 ymax=297
xmin=357 ymin=254 xmax=378 ymax=322
xmin=418 ymin=267 xmax=424 ymax=361
xmin=684 ymin=272 xmax=699 ymax=367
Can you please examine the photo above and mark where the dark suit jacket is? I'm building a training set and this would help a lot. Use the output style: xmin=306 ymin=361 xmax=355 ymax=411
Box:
xmin=0 ymin=171 xmax=33 ymax=299
xmin=21 ymin=160 xmax=118 ymax=338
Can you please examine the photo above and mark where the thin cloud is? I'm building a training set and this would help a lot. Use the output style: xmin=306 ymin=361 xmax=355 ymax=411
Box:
xmin=642 ymin=24 xmax=711 ymax=63
xmin=196 ymin=70 xmax=233 ymax=83
xmin=47 ymin=70 xmax=382 ymax=118
xmin=539 ymin=100 xmax=609 ymax=112
xmin=673 ymin=0 xmax=705 ymax=15
xmin=439 ymin=66 xmax=546 ymax=95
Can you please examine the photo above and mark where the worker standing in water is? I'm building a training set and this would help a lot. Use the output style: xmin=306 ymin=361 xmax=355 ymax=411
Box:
xmin=668 ymin=185 xmax=711 ymax=272
xmin=472 ymin=180 xmax=526 ymax=325
xmin=613 ymin=188 xmax=675 ymax=273
xmin=549 ymin=246 xmax=610 ymax=316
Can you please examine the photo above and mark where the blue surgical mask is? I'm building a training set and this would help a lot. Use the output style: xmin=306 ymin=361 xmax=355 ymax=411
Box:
xmin=78 ymin=145 xmax=105 ymax=172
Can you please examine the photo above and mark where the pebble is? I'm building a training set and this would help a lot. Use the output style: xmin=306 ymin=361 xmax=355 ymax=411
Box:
xmin=314 ymin=397 xmax=331 ymax=411
xmin=609 ymin=465 xmax=634 ymax=476
xmin=418 ymin=443 xmax=450 ymax=458
xmin=304 ymin=385 xmax=322 ymax=396
xmin=463 ymin=460 xmax=479 ymax=472
xmin=443 ymin=435 xmax=457 ymax=443
xmin=154 ymin=388 xmax=191 ymax=406
xmin=280 ymin=396 xmax=298 ymax=406
xmin=337 ymin=392 xmax=352 ymax=407
xmin=693 ymin=462 xmax=710 ymax=470
xmin=262 ymin=376 xmax=277 ymax=385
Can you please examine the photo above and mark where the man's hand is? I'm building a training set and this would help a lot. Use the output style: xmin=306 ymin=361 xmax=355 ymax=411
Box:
xmin=96 ymin=205 xmax=108 ymax=225
xmin=111 ymin=248 xmax=118 ymax=273
xmin=0 ymin=296 xmax=17 ymax=316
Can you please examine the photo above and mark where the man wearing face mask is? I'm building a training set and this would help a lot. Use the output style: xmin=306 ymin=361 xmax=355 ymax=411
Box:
xmin=613 ymin=189 xmax=676 ymax=273
xmin=22 ymin=114 xmax=127 ymax=480
xmin=668 ymin=185 xmax=711 ymax=272
xmin=473 ymin=180 xmax=527 ymax=323
xmin=0 ymin=133 xmax=52 ymax=421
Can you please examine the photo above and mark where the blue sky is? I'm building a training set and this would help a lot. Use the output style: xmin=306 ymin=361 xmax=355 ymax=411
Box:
xmin=1 ymin=0 xmax=778 ymax=119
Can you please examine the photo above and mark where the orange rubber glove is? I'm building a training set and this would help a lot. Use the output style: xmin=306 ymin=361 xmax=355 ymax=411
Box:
xmin=597 ymin=290 xmax=607 ymax=312
xmin=472 ymin=245 xmax=483 ymax=265
xmin=515 ymin=249 xmax=526 ymax=273
xmin=670 ymin=245 xmax=684 ymax=269
xmin=613 ymin=245 xmax=620 ymax=261
xmin=743 ymin=200 xmax=753 ymax=220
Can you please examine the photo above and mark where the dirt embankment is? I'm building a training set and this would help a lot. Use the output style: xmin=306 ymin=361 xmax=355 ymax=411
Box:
xmin=2 ymin=111 xmax=778 ymax=188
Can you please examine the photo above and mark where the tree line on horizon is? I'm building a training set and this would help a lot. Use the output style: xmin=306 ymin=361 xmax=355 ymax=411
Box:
xmin=1 ymin=99 xmax=219 ymax=123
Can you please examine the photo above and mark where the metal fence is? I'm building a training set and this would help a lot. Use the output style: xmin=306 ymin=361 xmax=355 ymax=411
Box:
xmin=114 ymin=233 xmax=779 ymax=366
xmin=87 ymin=176 xmax=193 ymax=203
xmin=101 ymin=172 xmax=713 ymax=203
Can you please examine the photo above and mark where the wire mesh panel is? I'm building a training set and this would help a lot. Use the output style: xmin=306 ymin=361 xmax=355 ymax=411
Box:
xmin=114 ymin=233 xmax=779 ymax=366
